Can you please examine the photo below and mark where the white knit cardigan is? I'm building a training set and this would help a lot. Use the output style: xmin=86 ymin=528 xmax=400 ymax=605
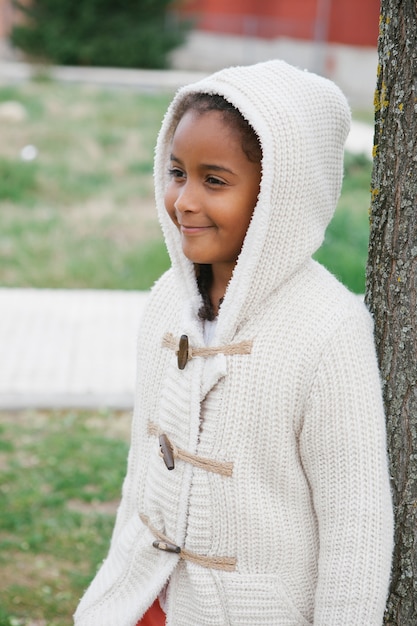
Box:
xmin=74 ymin=60 xmax=393 ymax=626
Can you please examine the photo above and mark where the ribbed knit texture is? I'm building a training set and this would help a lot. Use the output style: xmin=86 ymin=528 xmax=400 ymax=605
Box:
xmin=74 ymin=60 xmax=393 ymax=626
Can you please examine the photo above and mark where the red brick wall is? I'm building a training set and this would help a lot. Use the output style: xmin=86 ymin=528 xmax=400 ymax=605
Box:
xmin=179 ymin=0 xmax=380 ymax=47
xmin=329 ymin=1 xmax=379 ymax=47
xmin=0 ymin=0 xmax=12 ymax=38
xmin=0 ymin=0 xmax=29 ymax=38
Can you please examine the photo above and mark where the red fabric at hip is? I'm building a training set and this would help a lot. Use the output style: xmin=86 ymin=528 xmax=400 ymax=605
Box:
xmin=136 ymin=599 xmax=166 ymax=625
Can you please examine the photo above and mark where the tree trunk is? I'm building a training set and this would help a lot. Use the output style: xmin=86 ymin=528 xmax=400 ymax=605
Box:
xmin=365 ymin=0 xmax=417 ymax=623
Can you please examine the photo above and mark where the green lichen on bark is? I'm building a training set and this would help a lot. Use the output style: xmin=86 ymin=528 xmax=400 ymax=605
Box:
xmin=365 ymin=0 xmax=417 ymax=623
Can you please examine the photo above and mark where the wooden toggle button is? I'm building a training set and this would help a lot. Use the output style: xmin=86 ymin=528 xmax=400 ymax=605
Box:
xmin=177 ymin=334 xmax=189 ymax=370
xmin=152 ymin=540 xmax=181 ymax=554
xmin=159 ymin=434 xmax=175 ymax=470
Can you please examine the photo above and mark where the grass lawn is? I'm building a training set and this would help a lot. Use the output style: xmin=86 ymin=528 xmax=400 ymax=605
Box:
xmin=0 ymin=409 xmax=131 ymax=626
xmin=314 ymin=152 xmax=372 ymax=294
xmin=0 ymin=80 xmax=171 ymax=290
xmin=0 ymin=79 xmax=373 ymax=293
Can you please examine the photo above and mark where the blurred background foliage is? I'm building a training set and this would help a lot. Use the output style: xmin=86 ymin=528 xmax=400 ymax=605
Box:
xmin=314 ymin=151 xmax=372 ymax=294
xmin=11 ymin=0 xmax=189 ymax=68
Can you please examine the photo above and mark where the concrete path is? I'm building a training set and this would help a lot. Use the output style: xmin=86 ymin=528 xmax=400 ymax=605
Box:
xmin=0 ymin=288 xmax=149 ymax=410
xmin=0 ymin=61 xmax=208 ymax=92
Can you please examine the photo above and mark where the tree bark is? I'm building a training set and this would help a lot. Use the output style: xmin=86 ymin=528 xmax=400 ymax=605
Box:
xmin=365 ymin=0 xmax=417 ymax=623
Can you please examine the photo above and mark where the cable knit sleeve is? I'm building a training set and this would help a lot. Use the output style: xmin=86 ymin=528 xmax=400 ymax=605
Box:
xmin=300 ymin=311 xmax=393 ymax=625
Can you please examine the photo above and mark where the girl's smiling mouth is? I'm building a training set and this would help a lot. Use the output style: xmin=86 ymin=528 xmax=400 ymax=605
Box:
xmin=180 ymin=224 xmax=214 ymax=234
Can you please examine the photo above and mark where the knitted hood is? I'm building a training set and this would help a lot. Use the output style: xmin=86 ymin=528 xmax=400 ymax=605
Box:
xmin=154 ymin=60 xmax=351 ymax=343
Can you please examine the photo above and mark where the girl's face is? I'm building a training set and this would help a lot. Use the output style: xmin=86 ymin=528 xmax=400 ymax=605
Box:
xmin=164 ymin=109 xmax=261 ymax=277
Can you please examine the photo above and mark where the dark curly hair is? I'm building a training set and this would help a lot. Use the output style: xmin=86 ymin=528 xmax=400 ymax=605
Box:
xmin=176 ymin=92 xmax=262 ymax=321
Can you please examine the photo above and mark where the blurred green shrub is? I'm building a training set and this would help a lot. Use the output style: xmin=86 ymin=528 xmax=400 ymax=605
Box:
xmin=11 ymin=0 xmax=189 ymax=69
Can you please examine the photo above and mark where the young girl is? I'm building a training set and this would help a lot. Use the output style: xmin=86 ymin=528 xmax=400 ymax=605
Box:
xmin=74 ymin=60 xmax=393 ymax=626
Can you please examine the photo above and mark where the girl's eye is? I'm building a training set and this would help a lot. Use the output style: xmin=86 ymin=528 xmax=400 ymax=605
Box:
xmin=206 ymin=176 xmax=225 ymax=186
xmin=168 ymin=168 xmax=185 ymax=179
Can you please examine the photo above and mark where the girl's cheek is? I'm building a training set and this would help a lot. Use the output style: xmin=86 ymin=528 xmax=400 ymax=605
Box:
xmin=164 ymin=188 xmax=178 ymax=226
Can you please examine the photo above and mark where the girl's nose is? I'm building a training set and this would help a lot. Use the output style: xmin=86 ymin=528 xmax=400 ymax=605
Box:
xmin=174 ymin=180 xmax=200 ymax=214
